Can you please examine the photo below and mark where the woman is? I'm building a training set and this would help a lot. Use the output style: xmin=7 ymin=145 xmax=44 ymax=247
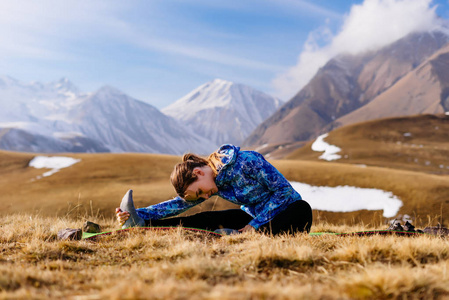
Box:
xmin=116 ymin=144 xmax=312 ymax=235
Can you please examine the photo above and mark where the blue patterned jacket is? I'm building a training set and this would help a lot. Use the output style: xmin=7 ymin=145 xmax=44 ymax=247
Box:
xmin=136 ymin=144 xmax=302 ymax=229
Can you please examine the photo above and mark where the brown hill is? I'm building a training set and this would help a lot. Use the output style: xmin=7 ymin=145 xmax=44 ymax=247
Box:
xmin=288 ymin=114 xmax=449 ymax=175
xmin=1 ymin=134 xmax=449 ymax=226
xmin=244 ymin=31 xmax=449 ymax=150
xmin=0 ymin=151 xmax=238 ymax=218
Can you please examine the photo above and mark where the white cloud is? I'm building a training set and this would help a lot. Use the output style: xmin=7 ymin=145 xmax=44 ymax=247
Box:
xmin=273 ymin=0 xmax=442 ymax=100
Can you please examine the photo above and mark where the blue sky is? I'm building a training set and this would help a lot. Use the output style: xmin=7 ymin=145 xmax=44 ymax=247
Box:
xmin=1 ymin=0 xmax=449 ymax=108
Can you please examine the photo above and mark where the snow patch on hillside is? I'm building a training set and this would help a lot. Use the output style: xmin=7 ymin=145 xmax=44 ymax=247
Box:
xmin=290 ymin=181 xmax=402 ymax=218
xmin=29 ymin=156 xmax=81 ymax=179
xmin=311 ymin=133 xmax=341 ymax=161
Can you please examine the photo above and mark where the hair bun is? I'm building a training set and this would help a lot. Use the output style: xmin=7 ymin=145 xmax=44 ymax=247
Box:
xmin=182 ymin=153 xmax=196 ymax=162
xmin=182 ymin=153 xmax=209 ymax=165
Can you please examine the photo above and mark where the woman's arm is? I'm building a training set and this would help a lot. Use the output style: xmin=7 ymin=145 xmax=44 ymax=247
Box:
xmin=115 ymin=196 xmax=206 ymax=226
xmin=135 ymin=196 xmax=206 ymax=220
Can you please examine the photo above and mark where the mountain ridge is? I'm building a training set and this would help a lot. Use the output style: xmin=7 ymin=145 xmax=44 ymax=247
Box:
xmin=0 ymin=77 xmax=280 ymax=155
xmin=333 ymin=43 xmax=449 ymax=128
xmin=162 ymin=78 xmax=283 ymax=146
xmin=243 ymin=30 xmax=449 ymax=151
xmin=0 ymin=78 xmax=216 ymax=154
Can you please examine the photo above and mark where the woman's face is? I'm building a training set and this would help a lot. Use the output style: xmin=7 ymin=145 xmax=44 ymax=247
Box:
xmin=184 ymin=166 xmax=218 ymax=201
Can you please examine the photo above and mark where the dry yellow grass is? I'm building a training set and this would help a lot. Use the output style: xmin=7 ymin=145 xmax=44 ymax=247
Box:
xmin=288 ymin=114 xmax=449 ymax=175
xmin=1 ymin=214 xmax=449 ymax=299
xmin=1 ymin=144 xmax=449 ymax=227
xmin=0 ymin=150 xmax=241 ymax=220
xmin=3 ymin=115 xmax=449 ymax=299
xmin=2 ymin=115 xmax=449 ymax=299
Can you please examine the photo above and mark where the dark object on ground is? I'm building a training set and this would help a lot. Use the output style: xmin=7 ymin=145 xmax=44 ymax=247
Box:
xmin=387 ymin=220 xmax=449 ymax=236
xmin=214 ymin=228 xmax=240 ymax=235
xmin=388 ymin=220 xmax=404 ymax=231
xmin=423 ymin=225 xmax=449 ymax=237
xmin=58 ymin=228 xmax=82 ymax=240
xmin=403 ymin=221 xmax=415 ymax=232
xmin=310 ymin=230 xmax=424 ymax=237
xmin=388 ymin=220 xmax=423 ymax=232
xmin=83 ymin=221 xmax=101 ymax=233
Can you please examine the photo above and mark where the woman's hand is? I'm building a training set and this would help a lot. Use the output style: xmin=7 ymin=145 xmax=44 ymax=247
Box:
xmin=115 ymin=207 xmax=130 ymax=226
xmin=239 ymin=224 xmax=255 ymax=233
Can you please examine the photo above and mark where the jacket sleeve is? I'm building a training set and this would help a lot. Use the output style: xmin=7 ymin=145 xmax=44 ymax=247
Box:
xmin=136 ymin=197 xmax=206 ymax=220
xmin=243 ymin=152 xmax=301 ymax=229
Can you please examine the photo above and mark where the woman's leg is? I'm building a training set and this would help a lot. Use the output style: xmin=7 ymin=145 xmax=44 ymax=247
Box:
xmin=258 ymin=200 xmax=313 ymax=235
xmin=145 ymin=209 xmax=253 ymax=231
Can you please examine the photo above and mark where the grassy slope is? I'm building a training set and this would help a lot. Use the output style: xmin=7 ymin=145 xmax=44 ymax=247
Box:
xmin=284 ymin=114 xmax=449 ymax=225
xmin=1 ymin=146 xmax=449 ymax=227
xmin=288 ymin=114 xmax=449 ymax=175
xmin=0 ymin=151 xmax=240 ymax=219
xmin=1 ymin=114 xmax=449 ymax=225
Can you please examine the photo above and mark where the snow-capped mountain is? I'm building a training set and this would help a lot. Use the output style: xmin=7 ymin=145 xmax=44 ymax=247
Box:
xmin=66 ymin=86 xmax=214 ymax=154
xmin=162 ymin=79 xmax=283 ymax=146
xmin=0 ymin=76 xmax=215 ymax=154
xmin=0 ymin=76 xmax=79 ymax=125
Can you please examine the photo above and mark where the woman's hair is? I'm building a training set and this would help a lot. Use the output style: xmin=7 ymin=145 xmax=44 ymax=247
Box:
xmin=170 ymin=151 xmax=224 ymax=198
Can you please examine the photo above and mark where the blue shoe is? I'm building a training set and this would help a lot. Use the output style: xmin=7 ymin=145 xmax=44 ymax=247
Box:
xmin=120 ymin=189 xmax=145 ymax=229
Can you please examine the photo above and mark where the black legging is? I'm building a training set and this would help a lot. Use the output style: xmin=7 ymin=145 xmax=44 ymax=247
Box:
xmin=145 ymin=200 xmax=312 ymax=235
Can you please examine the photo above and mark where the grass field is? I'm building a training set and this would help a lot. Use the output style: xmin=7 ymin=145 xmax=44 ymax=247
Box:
xmin=1 ymin=214 xmax=449 ymax=299
xmin=1 ymin=145 xmax=448 ymax=227
xmin=1 ymin=113 xmax=449 ymax=299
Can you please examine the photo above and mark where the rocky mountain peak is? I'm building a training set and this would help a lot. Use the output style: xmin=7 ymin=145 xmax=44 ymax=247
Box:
xmin=162 ymin=79 xmax=282 ymax=146
xmin=244 ymin=29 xmax=449 ymax=152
